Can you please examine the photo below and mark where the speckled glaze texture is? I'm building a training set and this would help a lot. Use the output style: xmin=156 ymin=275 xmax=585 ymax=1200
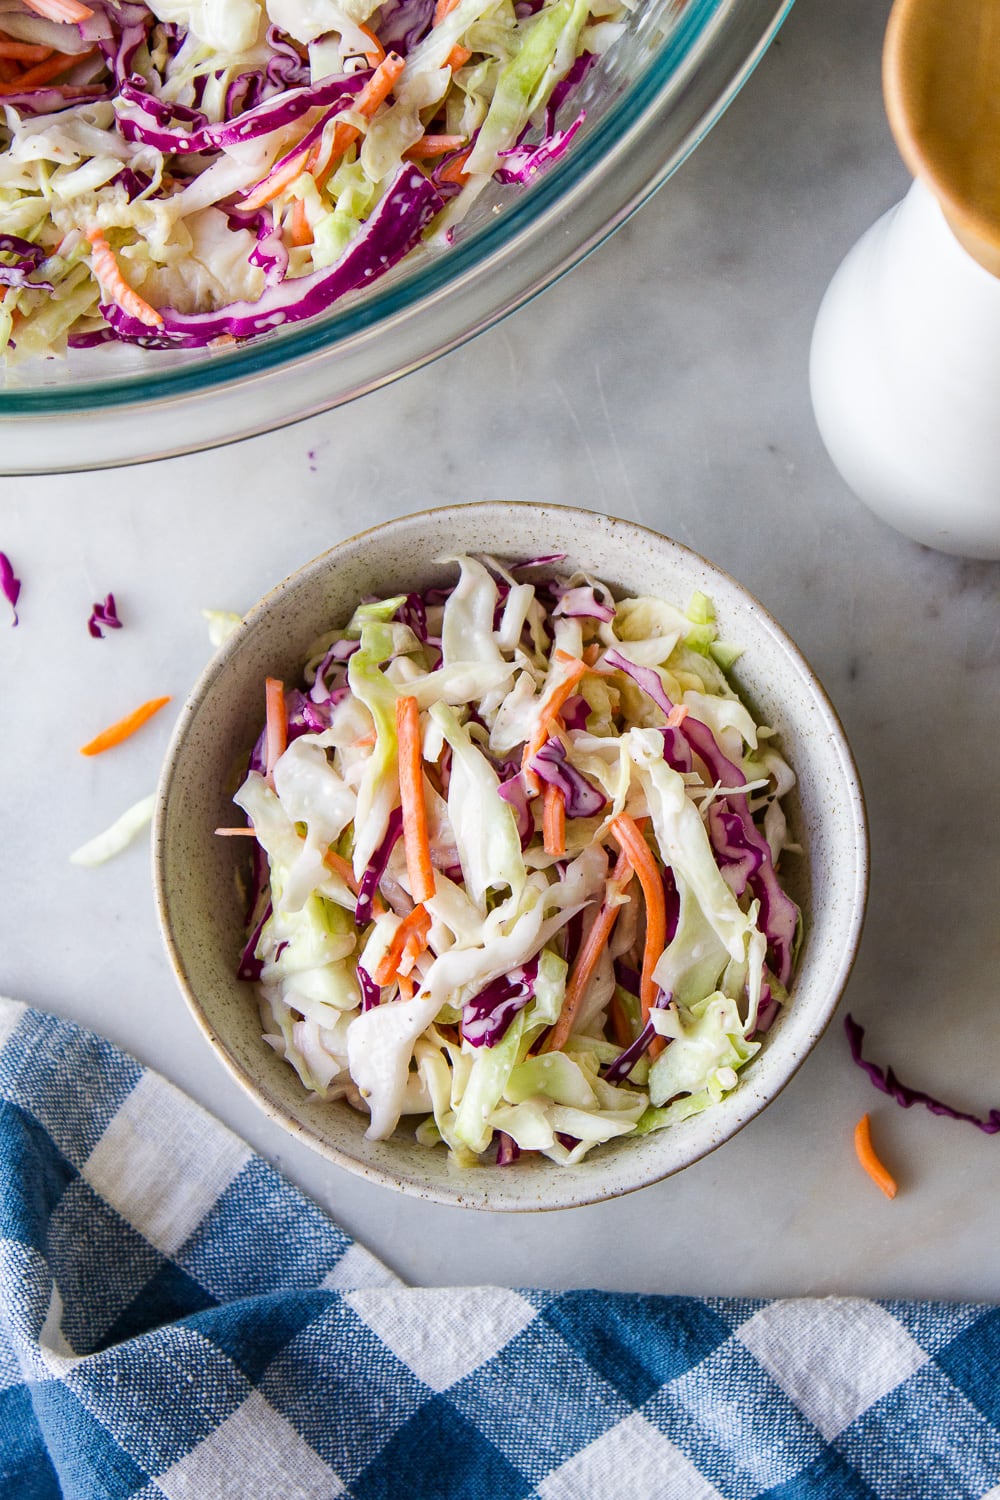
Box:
xmin=153 ymin=503 xmax=868 ymax=1211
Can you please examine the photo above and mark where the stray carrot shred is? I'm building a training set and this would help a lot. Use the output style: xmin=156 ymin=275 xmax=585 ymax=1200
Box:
xmin=854 ymin=1113 xmax=897 ymax=1199
xmin=542 ymin=781 xmax=565 ymax=857
xmin=79 ymin=695 xmax=171 ymax=756
xmin=373 ymin=902 xmax=431 ymax=986
xmin=86 ymin=228 xmax=163 ymax=329
xmin=324 ymin=848 xmax=360 ymax=894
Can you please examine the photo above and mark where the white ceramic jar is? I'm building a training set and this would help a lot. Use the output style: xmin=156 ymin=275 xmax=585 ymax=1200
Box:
xmin=810 ymin=178 xmax=1000 ymax=560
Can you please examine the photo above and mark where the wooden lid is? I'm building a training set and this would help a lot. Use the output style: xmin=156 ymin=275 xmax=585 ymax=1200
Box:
xmin=884 ymin=0 xmax=1000 ymax=274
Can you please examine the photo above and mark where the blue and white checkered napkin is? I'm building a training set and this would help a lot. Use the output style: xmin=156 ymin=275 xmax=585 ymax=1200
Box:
xmin=2 ymin=999 xmax=1000 ymax=1500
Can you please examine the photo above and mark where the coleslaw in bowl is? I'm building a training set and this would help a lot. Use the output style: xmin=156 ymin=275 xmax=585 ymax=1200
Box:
xmin=154 ymin=503 xmax=867 ymax=1210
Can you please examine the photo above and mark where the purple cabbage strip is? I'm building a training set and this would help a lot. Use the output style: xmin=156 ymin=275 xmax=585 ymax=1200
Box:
xmin=376 ymin=0 xmax=436 ymax=52
xmin=497 ymin=769 xmax=536 ymax=850
xmin=511 ymin=552 xmax=567 ymax=572
xmin=845 ymin=1015 xmax=1000 ymax=1135
xmin=265 ymin=24 xmax=311 ymax=88
xmin=110 ymin=167 xmax=153 ymax=201
xmin=495 ymin=1131 xmax=521 ymax=1165
xmin=225 ymin=70 xmax=266 ymax=120
xmin=613 ymin=960 xmax=641 ymax=998
xmin=603 ymin=648 xmax=799 ymax=988
xmin=544 ymin=51 xmax=595 ymax=132
xmin=0 ymin=262 xmax=53 ymax=292
xmin=462 ymin=961 xmax=538 ymax=1047
xmin=0 ymin=85 xmax=107 ymax=114
xmin=560 ymin=694 xmax=590 ymax=731
xmin=707 ymin=803 xmax=765 ymax=897
xmin=67 ymin=328 xmax=119 ymax=349
xmin=285 ymin=687 xmax=331 ymax=741
xmin=117 ymin=70 xmax=367 ymax=153
xmin=0 ymin=235 xmax=46 ymax=265
xmin=0 ymin=553 xmax=20 ymax=627
xmin=495 ymin=111 xmax=585 ymax=186
xmin=603 ymin=991 xmax=673 ymax=1085
xmin=659 ymin=724 xmax=694 ymax=775
xmin=309 ymin=641 xmax=350 ymax=704
xmin=98 ymin=164 xmax=444 ymax=348
xmin=549 ymin=581 xmax=614 ymax=623
xmin=528 ymin=736 xmax=606 ymax=818
xmin=87 ymin=592 xmax=122 ymax=638
xmin=237 ymin=900 xmax=271 ymax=981
xmin=357 ymin=964 xmax=382 ymax=1011
xmin=355 ymin=805 xmax=403 ymax=926
xmin=226 ymin=208 xmax=290 ymax=288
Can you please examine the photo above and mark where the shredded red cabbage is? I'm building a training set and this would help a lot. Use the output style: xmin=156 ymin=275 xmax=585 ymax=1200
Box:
xmin=603 ymin=991 xmax=673 ymax=1084
xmin=88 ymin=592 xmax=122 ymax=638
xmin=0 ymin=553 xmax=20 ymax=627
xmin=355 ymin=806 xmax=403 ymax=926
xmin=357 ymin=963 xmax=382 ymax=1011
xmin=603 ymin=649 xmax=799 ymax=988
xmin=462 ymin=961 xmax=538 ymax=1047
xmin=529 ymin=736 xmax=606 ymax=817
xmin=495 ymin=1131 xmax=520 ymax=1165
xmin=495 ymin=110 xmax=585 ymax=185
xmin=844 ymin=1015 xmax=1000 ymax=1134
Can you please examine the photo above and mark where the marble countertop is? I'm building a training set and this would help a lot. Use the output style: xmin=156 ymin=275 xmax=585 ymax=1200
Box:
xmin=2 ymin=0 xmax=998 ymax=1300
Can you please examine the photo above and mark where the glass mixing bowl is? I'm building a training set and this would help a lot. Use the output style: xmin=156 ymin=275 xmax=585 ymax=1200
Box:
xmin=0 ymin=0 xmax=792 ymax=472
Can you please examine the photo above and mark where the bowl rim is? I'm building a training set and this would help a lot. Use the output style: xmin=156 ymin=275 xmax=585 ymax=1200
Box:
xmin=153 ymin=501 xmax=869 ymax=1210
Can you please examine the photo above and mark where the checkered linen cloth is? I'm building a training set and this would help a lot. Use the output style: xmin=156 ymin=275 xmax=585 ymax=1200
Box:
xmin=2 ymin=999 xmax=999 ymax=1500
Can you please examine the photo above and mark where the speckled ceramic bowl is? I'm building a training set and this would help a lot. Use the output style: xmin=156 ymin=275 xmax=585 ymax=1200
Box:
xmin=153 ymin=502 xmax=867 ymax=1211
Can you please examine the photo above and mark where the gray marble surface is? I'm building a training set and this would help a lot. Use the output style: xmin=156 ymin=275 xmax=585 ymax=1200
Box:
xmin=2 ymin=0 xmax=999 ymax=1299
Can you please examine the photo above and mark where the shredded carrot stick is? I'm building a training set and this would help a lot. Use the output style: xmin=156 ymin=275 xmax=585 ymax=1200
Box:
xmin=324 ymin=848 xmax=360 ymax=893
xmin=356 ymin=21 xmax=385 ymax=62
xmin=373 ymin=902 xmax=431 ymax=986
xmin=353 ymin=730 xmax=377 ymax=749
xmin=666 ymin=704 xmax=688 ymax=728
xmin=0 ymin=40 xmax=53 ymax=61
xmin=608 ymin=990 xmax=632 ymax=1050
xmin=544 ymin=847 xmax=635 ymax=1053
xmin=542 ymin=781 xmax=565 ymax=857
xmin=522 ymin=651 xmax=591 ymax=794
xmin=443 ymin=43 xmax=471 ymax=69
xmin=290 ymin=194 xmax=311 ymax=247
xmin=437 ymin=146 xmax=472 ymax=185
xmin=86 ymin=228 xmax=163 ymax=329
xmin=214 ymin=827 xmax=259 ymax=836
xmin=397 ymin=972 xmax=415 ymax=1001
xmin=854 ymin=1113 xmax=897 ymax=1199
xmin=240 ymin=144 xmax=313 ymax=211
xmin=433 ymin=0 xmax=461 ymax=23
xmin=404 ymin=133 xmax=467 ymax=160
xmin=610 ymin=812 xmax=667 ymax=1056
xmin=21 ymin=0 xmax=93 ymax=21
xmin=264 ymin=677 xmax=286 ymax=780
xmin=79 ymin=695 xmax=171 ymax=756
xmin=17 ymin=44 xmax=95 ymax=87
xmin=396 ymin=694 xmax=436 ymax=904
xmin=0 ymin=58 xmax=19 ymax=81
xmin=310 ymin=51 xmax=405 ymax=191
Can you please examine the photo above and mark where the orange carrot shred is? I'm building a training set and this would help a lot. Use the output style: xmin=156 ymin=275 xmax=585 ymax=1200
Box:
xmin=544 ymin=847 xmax=635 ymax=1053
xmin=324 ymin=848 xmax=360 ymax=894
xmin=0 ymin=40 xmax=53 ymax=60
xmin=522 ymin=652 xmax=591 ymax=794
xmin=610 ymin=812 xmax=667 ymax=1058
xmin=79 ymin=695 xmax=171 ymax=756
xmin=666 ymin=704 xmax=689 ymax=728
xmin=290 ymin=194 xmax=312 ymax=247
xmin=310 ymin=51 xmax=405 ymax=191
xmin=17 ymin=44 xmax=95 ymax=87
xmin=373 ymin=902 xmax=431 ymax=986
xmin=542 ymin=781 xmax=565 ymax=857
xmin=443 ymin=42 xmax=471 ymax=69
xmin=437 ymin=147 xmax=472 ymax=185
xmin=433 ymin=0 xmax=461 ymax=24
xmin=854 ymin=1113 xmax=897 ymax=1199
xmin=214 ymin=827 xmax=259 ymax=836
xmin=397 ymin=972 xmax=415 ymax=1001
xmin=404 ymin=133 xmax=467 ymax=159
xmin=396 ymin=695 xmax=436 ymax=904
xmin=86 ymin=228 xmax=163 ymax=329
xmin=264 ymin=677 xmax=286 ymax=781
xmin=356 ymin=21 xmax=385 ymax=61
xmin=21 ymin=0 xmax=93 ymax=22
xmin=608 ymin=990 xmax=632 ymax=1050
